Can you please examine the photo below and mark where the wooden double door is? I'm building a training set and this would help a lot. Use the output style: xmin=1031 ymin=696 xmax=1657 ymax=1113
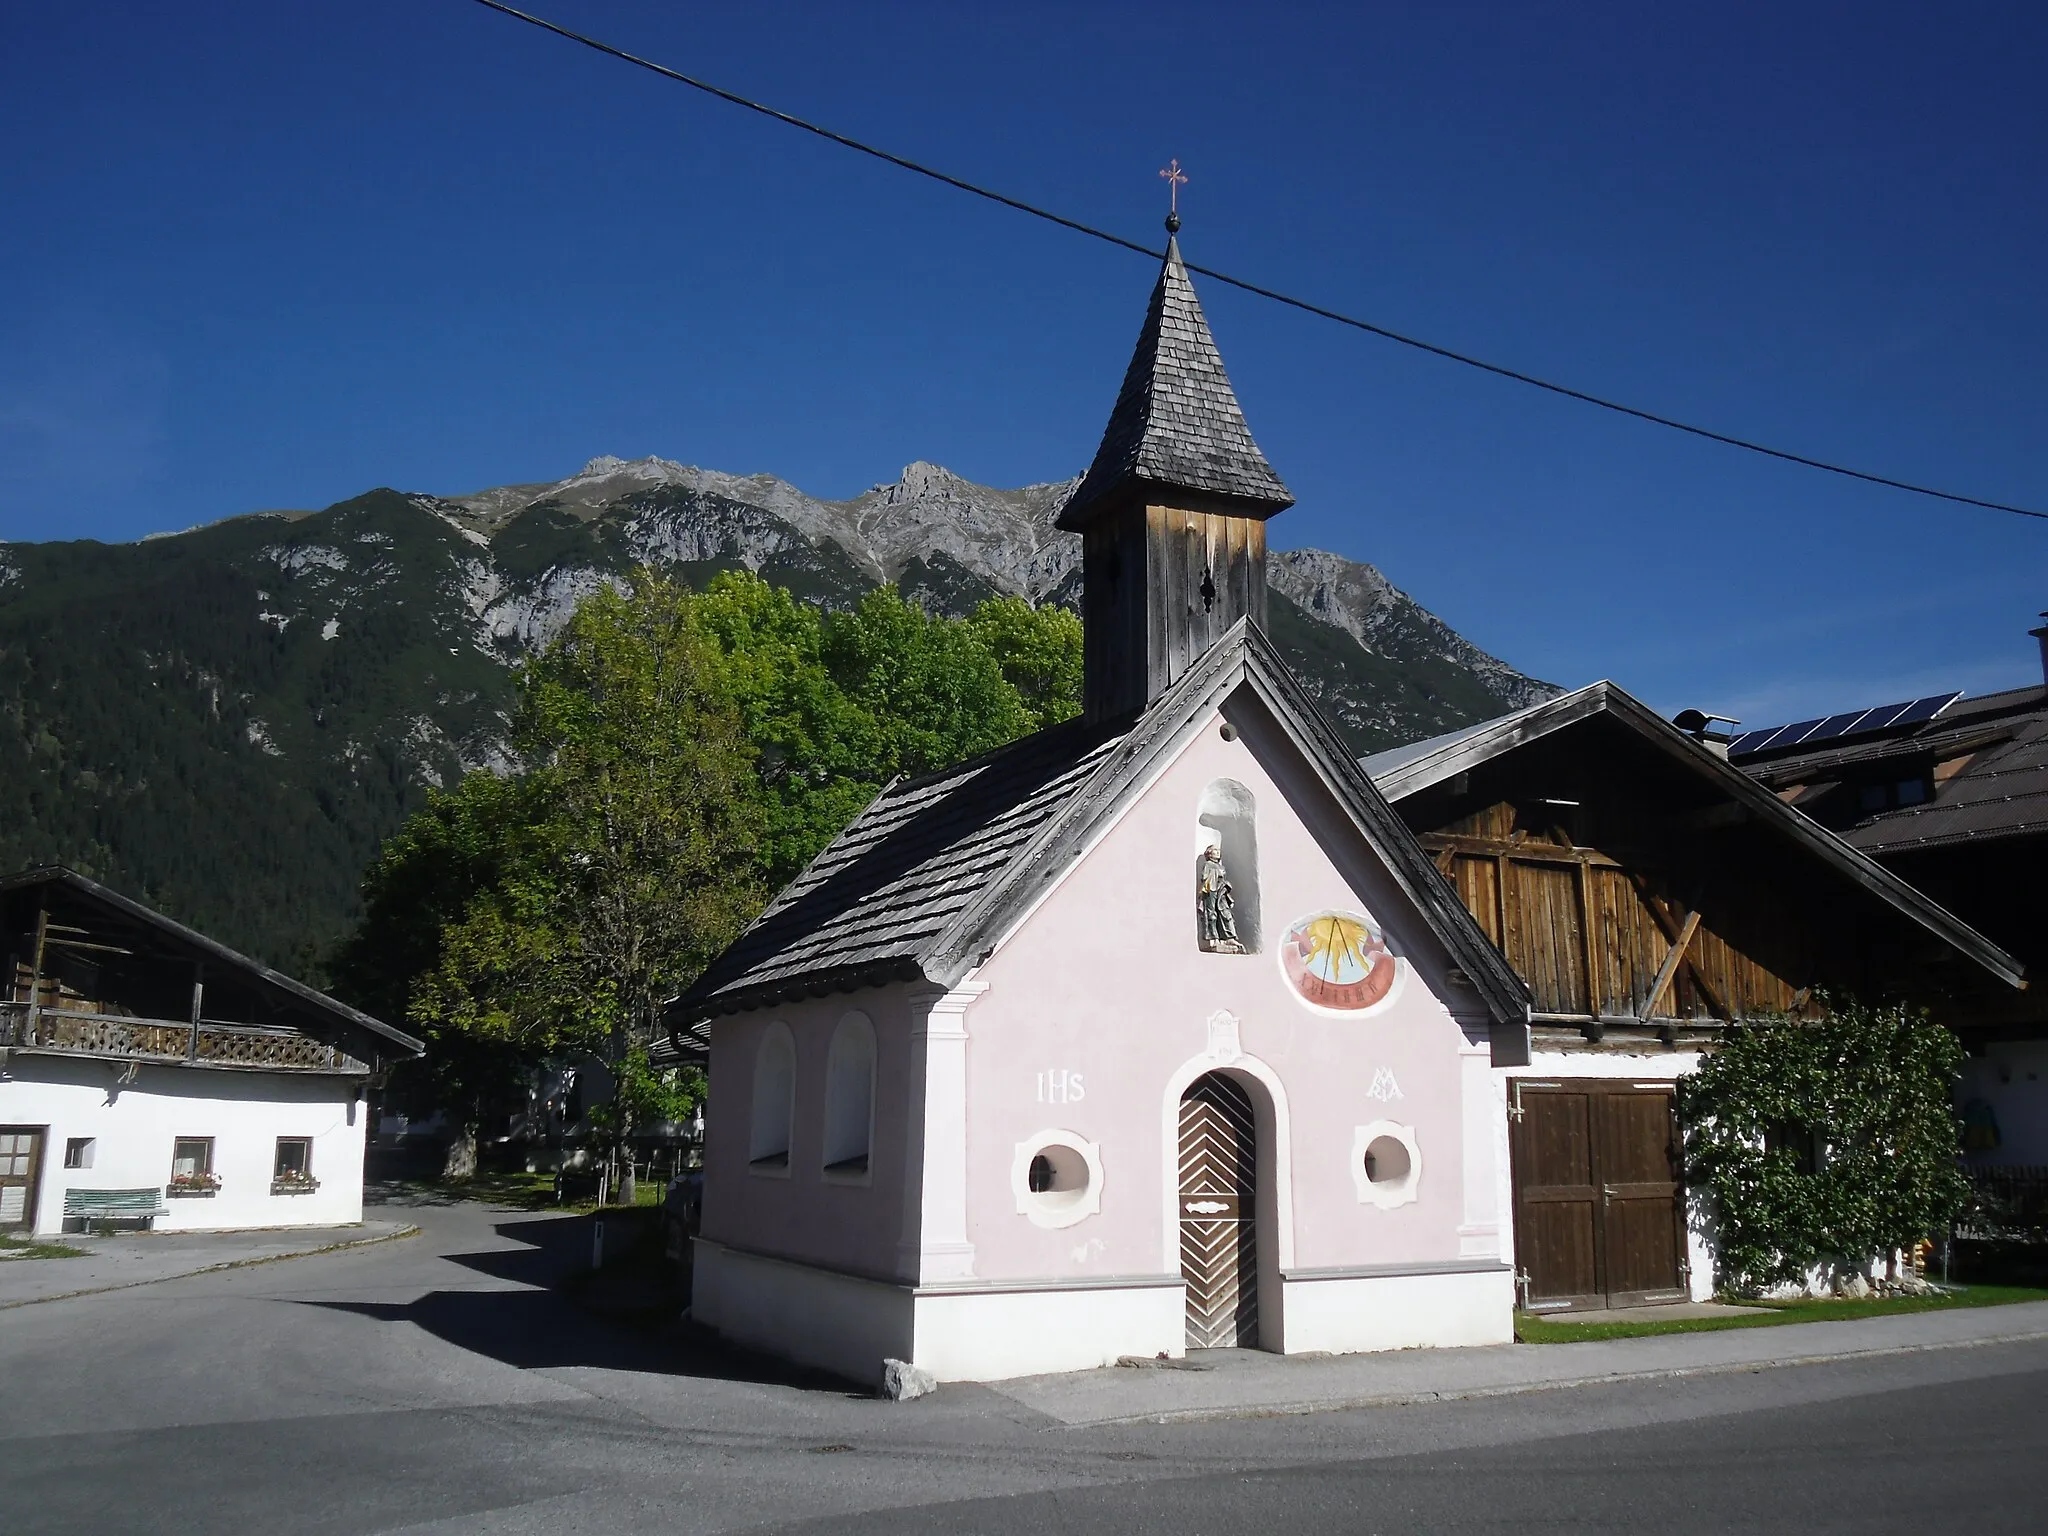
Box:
xmin=1179 ymin=1073 xmax=1259 ymax=1348
xmin=1510 ymin=1082 xmax=1685 ymax=1310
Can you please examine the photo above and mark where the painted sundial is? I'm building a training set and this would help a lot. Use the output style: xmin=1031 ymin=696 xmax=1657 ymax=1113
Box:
xmin=1280 ymin=910 xmax=1396 ymax=1011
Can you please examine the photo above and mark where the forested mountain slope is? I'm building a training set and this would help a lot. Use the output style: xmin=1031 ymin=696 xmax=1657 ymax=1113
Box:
xmin=0 ymin=457 xmax=1555 ymax=967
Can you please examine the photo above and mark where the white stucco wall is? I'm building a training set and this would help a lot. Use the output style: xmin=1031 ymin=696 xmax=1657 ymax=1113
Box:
xmin=0 ymin=1055 xmax=366 ymax=1234
xmin=955 ymin=697 xmax=1502 ymax=1307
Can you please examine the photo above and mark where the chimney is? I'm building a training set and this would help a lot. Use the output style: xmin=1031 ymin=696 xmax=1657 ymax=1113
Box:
xmin=1674 ymin=709 xmax=1740 ymax=760
xmin=1061 ymin=216 xmax=1293 ymax=722
xmin=2031 ymin=611 xmax=2048 ymax=689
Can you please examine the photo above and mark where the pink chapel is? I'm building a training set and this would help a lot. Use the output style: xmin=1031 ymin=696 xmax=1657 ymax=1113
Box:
xmin=667 ymin=221 xmax=1534 ymax=1382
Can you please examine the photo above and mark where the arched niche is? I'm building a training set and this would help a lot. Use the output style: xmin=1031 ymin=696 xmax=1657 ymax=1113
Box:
xmin=1196 ymin=778 xmax=1261 ymax=952
xmin=748 ymin=1021 xmax=796 ymax=1174
xmin=821 ymin=1011 xmax=876 ymax=1181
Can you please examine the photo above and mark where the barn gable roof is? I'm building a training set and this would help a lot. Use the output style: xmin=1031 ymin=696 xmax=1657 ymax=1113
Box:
xmin=669 ymin=621 xmax=1529 ymax=1035
xmin=1362 ymin=682 xmax=2025 ymax=990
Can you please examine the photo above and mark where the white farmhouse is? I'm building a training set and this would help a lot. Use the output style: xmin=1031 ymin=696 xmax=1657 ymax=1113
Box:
xmin=0 ymin=867 xmax=421 ymax=1236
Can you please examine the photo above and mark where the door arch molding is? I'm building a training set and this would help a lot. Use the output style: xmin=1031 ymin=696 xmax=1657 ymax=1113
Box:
xmin=1158 ymin=1049 xmax=1295 ymax=1276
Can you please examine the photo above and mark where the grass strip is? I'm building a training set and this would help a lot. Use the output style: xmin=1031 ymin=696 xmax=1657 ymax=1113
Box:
xmin=1516 ymin=1283 xmax=2048 ymax=1343
xmin=0 ymin=1233 xmax=87 ymax=1260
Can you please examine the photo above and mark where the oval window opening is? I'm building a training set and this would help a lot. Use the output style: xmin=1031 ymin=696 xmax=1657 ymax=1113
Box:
xmin=1363 ymin=1136 xmax=1411 ymax=1185
xmin=1026 ymin=1144 xmax=1090 ymax=1209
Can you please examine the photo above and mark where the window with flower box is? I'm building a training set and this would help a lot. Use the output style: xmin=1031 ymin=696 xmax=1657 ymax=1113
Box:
xmin=272 ymin=1137 xmax=318 ymax=1195
xmin=169 ymin=1137 xmax=219 ymax=1196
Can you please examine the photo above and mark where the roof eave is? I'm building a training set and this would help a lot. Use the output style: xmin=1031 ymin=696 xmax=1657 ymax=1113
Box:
xmin=0 ymin=866 xmax=424 ymax=1055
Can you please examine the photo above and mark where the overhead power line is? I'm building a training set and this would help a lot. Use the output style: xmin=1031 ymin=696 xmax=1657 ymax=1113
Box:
xmin=467 ymin=0 xmax=2046 ymax=524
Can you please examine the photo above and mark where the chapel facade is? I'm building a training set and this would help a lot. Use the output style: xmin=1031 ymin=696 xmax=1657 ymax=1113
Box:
xmin=674 ymin=223 xmax=1534 ymax=1383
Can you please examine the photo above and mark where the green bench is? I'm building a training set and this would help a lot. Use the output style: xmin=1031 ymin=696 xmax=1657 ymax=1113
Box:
xmin=63 ymin=1187 xmax=168 ymax=1232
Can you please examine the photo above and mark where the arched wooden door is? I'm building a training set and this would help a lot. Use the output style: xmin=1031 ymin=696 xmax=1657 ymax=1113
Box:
xmin=1179 ymin=1072 xmax=1258 ymax=1348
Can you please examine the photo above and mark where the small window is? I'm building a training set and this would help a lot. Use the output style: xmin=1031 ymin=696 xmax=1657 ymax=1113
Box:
xmin=1858 ymin=783 xmax=1888 ymax=812
xmin=1363 ymin=1136 xmax=1412 ymax=1186
xmin=170 ymin=1136 xmax=217 ymax=1194
xmin=748 ymin=1022 xmax=796 ymax=1174
xmin=1766 ymin=1122 xmax=1824 ymax=1175
xmin=272 ymin=1137 xmax=316 ymax=1193
xmin=821 ymin=1013 xmax=876 ymax=1180
xmin=1895 ymin=777 xmax=1929 ymax=807
xmin=64 ymin=1137 xmax=95 ymax=1170
xmin=1351 ymin=1121 xmax=1423 ymax=1209
xmin=1012 ymin=1133 xmax=1103 ymax=1228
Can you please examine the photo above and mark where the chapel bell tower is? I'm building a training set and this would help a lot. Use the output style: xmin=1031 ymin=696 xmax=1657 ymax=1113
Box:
xmin=1060 ymin=210 xmax=1294 ymax=723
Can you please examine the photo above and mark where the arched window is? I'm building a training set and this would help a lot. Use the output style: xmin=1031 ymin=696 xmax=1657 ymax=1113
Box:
xmin=1197 ymin=778 xmax=1260 ymax=953
xmin=748 ymin=1022 xmax=795 ymax=1173
xmin=821 ymin=1012 xmax=876 ymax=1180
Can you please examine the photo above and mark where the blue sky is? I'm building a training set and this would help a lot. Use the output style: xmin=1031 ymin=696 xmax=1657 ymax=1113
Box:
xmin=2 ymin=1 xmax=2043 ymax=725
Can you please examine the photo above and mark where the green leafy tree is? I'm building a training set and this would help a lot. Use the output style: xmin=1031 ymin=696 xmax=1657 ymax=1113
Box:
xmin=1680 ymin=998 xmax=1970 ymax=1294
xmin=821 ymin=585 xmax=1034 ymax=779
xmin=964 ymin=595 xmax=1083 ymax=731
xmin=330 ymin=771 xmax=539 ymax=1178
xmin=692 ymin=572 xmax=883 ymax=888
xmin=347 ymin=572 xmax=764 ymax=1197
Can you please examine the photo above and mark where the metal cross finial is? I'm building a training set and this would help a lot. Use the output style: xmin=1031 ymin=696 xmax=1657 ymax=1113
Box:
xmin=1159 ymin=159 xmax=1187 ymax=232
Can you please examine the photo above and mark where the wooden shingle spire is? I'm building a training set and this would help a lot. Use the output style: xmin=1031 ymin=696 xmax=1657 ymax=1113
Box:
xmin=1059 ymin=231 xmax=1292 ymax=533
xmin=1066 ymin=214 xmax=1293 ymax=721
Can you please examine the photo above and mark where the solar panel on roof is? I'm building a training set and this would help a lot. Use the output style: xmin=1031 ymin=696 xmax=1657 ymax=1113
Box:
xmin=1855 ymin=699 xmax=1919 ymax=731
xmin=1886 ymin=691 xmax=1964 ymax=728
xmin=1725 ymin=689 xmax=1967 ymax=759
xmin=1801 ymin=708 xmax=1878 ymax=745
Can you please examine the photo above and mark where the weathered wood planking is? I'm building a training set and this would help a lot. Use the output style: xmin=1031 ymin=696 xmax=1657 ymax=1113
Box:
xmin=1421 ymin=791 xmax=1807 ymax=1025
xmin=1082 ymin=492 xmax=1268 ymax=722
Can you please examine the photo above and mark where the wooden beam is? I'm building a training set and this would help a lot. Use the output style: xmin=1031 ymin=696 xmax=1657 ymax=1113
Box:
xmin=1419 ymin=833 xmax=1626 ymax=870
xmin=1630 ymin=876 xmax=1734 ymax=1020
xmin=1642 ymin=910 xmax=1703 ymax=1022
xmin=187 ymin=962 xmax=205 ymax=1063
xmin=28 ymin=898 xmax=50 ymax=1012
xmin=1576 ymin=860 xmax=1602 ymax=1018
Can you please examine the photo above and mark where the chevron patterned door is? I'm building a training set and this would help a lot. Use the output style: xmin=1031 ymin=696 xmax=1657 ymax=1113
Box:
xmin=1179 ymin=1072 xmax=1259 ymax=1348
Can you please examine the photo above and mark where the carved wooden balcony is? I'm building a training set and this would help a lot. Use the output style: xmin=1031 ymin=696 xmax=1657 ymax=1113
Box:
xmin=0 ymin=1002 xmax=369 ymax=1076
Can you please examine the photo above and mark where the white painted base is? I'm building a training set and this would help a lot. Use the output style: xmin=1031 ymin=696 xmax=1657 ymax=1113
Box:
xmin=1280 ymin=1265 xmax=1515 ymax=1353
xmin=694 ymin=1239 xmax=1188 ymax=1385
xmin=692 ymin=1240 xmax=913 ymax=1386
xmin=913 ymin=1280 xmax=1185 ymax=1380
xmin=694 ymin=1241 xmax=1520 ymax=1383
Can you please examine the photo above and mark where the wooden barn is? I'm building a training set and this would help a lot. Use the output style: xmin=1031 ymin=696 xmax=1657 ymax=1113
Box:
xmin=1364 ymin=681 xmax=2023 ymax=1311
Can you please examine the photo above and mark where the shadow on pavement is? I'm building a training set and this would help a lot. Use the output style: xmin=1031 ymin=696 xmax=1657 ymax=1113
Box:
xmin=294 ymin=1208 xmax=868 ymax=1396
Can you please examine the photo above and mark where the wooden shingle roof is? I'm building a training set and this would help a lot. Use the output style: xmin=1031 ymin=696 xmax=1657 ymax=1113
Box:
xmin=1058 ymin=236 xmax=1293 ymax=530
xmin=674 ymin=718 xmax=1131 ymax=1019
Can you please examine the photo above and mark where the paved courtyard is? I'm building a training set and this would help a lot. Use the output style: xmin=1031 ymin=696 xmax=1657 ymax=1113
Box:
xmin=2 ymin=1194 xmax=2044 ymax=1534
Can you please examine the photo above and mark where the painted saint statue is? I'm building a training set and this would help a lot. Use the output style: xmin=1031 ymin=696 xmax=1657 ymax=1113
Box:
xmin=1197 ymin=842 xmax=1244 ymax=953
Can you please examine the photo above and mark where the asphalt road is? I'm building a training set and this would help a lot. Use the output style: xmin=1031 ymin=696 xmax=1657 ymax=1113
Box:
xmin=3 ymin=1196 xmax=2043 ymax=1535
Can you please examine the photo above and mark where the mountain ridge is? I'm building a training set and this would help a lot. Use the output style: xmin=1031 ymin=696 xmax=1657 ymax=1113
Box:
xmin=1 ymin=457 xmax=1557 ymax=966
